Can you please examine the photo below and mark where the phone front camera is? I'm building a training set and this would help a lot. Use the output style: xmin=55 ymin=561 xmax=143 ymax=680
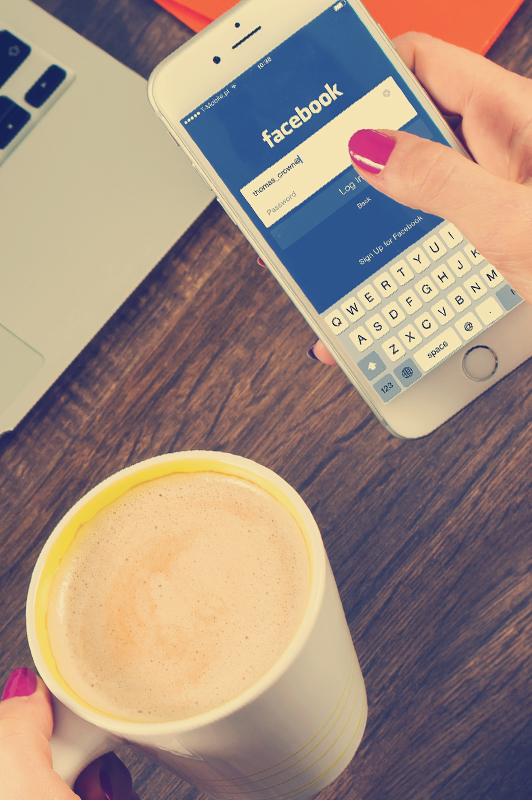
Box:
xmin=235 ymin=22 xmax=240 ymax=27
xmin=213 ymin=56 xmax=221 ymax=64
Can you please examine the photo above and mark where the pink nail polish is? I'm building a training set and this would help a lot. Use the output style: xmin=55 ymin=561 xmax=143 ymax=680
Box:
xmin=349 ymin=129 xmax=396 ymax=174
xmin=1 ymin=668 xmax=37 ymax=701
xmin=307 ymin=340 xmax=319 ymax=361
xmin=100 ymin=768 xmax=114 ymax=800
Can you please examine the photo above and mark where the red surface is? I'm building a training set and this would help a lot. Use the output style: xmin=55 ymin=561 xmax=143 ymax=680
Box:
xmin=364 ymin=0 xmax=526 ymax=54
xmin=154 ymin=0 xmax=211 ymax=31
xmin=153 ymin=0 xmax=525 ymax=52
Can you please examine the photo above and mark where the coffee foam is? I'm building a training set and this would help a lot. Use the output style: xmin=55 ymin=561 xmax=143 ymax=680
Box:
xmin=47 ymin=472 xmax=310 ymax=722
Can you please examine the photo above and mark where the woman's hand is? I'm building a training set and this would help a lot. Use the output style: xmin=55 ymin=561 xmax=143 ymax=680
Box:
xmin=285 ymin=32 xmax=532 ymax=364
xmin=349 ymin=32 xmax=532 ymax=299
xmin=0 ymin=668 xmax=139 ymax=800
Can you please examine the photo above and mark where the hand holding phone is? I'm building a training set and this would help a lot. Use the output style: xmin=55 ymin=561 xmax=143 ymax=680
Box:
xmin=148 ymin=0 xmax=532 ymax=437
xmin=348 ymin=32 xmax=532 ymax=306
xmin=309 ymin=30 xmax=532 ymax=364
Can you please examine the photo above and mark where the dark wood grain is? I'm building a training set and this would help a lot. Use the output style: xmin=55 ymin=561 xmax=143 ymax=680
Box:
xmin=2 ymin=2 xmax=532 ymax=799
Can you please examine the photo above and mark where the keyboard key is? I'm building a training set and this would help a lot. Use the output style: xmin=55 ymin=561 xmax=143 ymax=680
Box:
xmin=431 ymin=299 xmax=455 ymax=323
xmin=455 ymin=311 xmax=483 ymax=340
xmin=357 ymin=351 xmax=386 ymax=380
xmin=423 ymin=234 xmax=447 ymax=261
xmin=357 ymin=284 xmax=381 ymax=310
xmin=448 ymin=286 xmax=471 ymax=312
xmin=496 ymin=285 xmax=522 ymax=311
xmin=373 ymin=272 xmax=397 ymax=298
xmin=341 ymin=296 xmax=365 ymax=323
xmin=394 ymin=359 xmax=422 ymax=387
xmin=414 ymin=277 xmax=439 ymax=302
xmin=439 ymin=222 xmax=463 ymax=248
xmin=390 ymin=259 xmax=414 ymax=285
xmin=476 ymin=297 xmax=504 ymax=326
xmin=0 ymin=31 xmax=31 ymax=89
xmin=324 ymin=224 xmax=515 ymax=398
xmin=407 ymin=246 xmax=431 ymax=273
xmin=0 ymin=94 xmax=14 ymax=123
xmin=366 ymin=313 xmax=389 ymax=339
xmin=381 ymin=301 xmax=405 ymax=327
xmin=0 ymin=96 xmax=30 ymax=148
xmin=464 ymin=273 xmax=487 ymax=300
xmin=381 ymin=336 xmax=405 ymax=362
xmin=447 ymin=251 xmax=472 ymax=278
xmin=324 ymin=309 xmax=348 ymax=334
xmin=398 ymin=324 xmax=422 ymax=350
xmin=431 ymin=265 xmax=455 ymax=289
xmin=25 ymin=64 xmax=67 ymax=108
xmin=463 ymin=244 xmax=485 ymax=266
xmin=414 ymin=328 xmax=462 ymax=371
xmin=373 ymin=374 xmax=402 ymax=402
xmin=349 ymin=326 xmax=373 ymax=352
xmin=414 ymin=311 xmax=439 ymax=338
xmin=479 ymin=264 xmax=504 ymax=288
xmin=398 ymin=289 xmax=422 ymax=315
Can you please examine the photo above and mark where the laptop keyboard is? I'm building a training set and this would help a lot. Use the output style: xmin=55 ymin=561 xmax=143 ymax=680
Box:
xmin=0 ymin=24 xmax=74 ymax=164
xmin=322 ymin=221 xmax=522 ymax=402
xmin=0 ymin=22 xmax=73 ymax=413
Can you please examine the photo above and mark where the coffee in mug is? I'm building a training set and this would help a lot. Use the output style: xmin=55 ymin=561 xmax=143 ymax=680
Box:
xmin=28 ymin=452 xmax=367 ymax=800
xmin=46 ymin=471 xmax=311 ymax=722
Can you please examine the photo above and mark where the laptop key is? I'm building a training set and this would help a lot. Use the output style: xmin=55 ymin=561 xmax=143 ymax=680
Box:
xmin=0 ymin=94 xmax=13 ymax=122
xmin=0 ymin=96 xmax=30 ymax=148
xmin=25 ymin=64 xmax=67 ymax=108
xmin=0 ymin=30 xmax=31 ymax=89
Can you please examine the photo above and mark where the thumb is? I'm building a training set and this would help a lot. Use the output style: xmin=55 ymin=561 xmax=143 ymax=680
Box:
xmin=348 ymin=128 xmax=532 ymax=304
xmin=0 ymin=668 xmax=138 ymax=800
xmin=0 ymin=667 xmax=78 ymax=799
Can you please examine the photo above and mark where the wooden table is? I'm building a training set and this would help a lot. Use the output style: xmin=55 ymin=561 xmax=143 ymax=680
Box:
xmin=2 ymin=2 xmax=532 ymax=798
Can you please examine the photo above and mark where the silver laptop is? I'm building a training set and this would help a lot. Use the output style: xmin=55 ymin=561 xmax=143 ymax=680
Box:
xmin=0 ymin=0 xmax=213 ymax=434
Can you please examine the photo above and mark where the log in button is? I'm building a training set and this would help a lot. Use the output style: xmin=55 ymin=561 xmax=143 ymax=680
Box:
xmin=414 ymin=328 xmax=462 ymax=372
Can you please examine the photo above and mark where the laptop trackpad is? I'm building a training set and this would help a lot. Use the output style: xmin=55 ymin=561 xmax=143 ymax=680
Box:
xmin=0 ymin=324 xmax=44 ymax=416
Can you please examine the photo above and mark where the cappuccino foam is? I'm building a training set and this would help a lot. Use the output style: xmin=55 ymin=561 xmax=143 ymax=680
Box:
xmin=47 ymin=471 xmax=310 ymax=722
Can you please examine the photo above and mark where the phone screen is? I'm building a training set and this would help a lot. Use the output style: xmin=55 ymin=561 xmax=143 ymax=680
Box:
xmin=182 ymin=1 xmax=519 ymax=403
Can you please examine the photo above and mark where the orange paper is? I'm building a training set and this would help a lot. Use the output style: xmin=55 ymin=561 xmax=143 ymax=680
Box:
xmin=174 ymin=0 xmax=236 ymax=18
xmin=155 ymin=0 xmax=212 ymax=31
xmin=364 ymin=0 xmax=526 ymax=54
xmin=154 ymin=0 xmax=525 ymax=53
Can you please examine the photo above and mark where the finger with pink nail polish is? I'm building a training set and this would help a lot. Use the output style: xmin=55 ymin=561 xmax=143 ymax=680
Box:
xmin=348 ymin=129 xmax=396 ymax=174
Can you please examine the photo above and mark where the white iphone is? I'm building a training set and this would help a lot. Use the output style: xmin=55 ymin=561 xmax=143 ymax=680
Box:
xmin=148 ymin=0 xmax=532 ymax=438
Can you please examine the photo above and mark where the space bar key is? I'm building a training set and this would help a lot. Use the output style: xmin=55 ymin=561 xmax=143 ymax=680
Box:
xmin=414 ymin=329 xmax=463 ymax=372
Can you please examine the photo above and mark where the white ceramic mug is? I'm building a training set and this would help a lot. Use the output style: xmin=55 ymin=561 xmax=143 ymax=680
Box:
xmin=27 ymin=451 xmax=367 ymax=800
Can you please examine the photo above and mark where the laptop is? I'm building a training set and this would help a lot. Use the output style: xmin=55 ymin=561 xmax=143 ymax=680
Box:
xmin=0 ymin=0 xmax=213 ymax=435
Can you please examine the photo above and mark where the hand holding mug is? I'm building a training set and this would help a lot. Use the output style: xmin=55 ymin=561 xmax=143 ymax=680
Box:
xmin=24 ymin=452 xmax=367 ymax=800
xmin=0 ymin=668 xmax=138 ymax=800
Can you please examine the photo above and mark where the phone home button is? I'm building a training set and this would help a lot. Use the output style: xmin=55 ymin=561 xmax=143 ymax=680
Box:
xmin=462 ymin=345 xmax=498 ymax=382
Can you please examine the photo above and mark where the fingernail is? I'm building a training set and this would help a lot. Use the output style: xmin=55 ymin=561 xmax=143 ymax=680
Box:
xmin=307 ymin=341 xmax=319 ymax=360
xmin=349 ymin=129 xmax=396 ymax=174
xmin=100 ymin=768 xmax=114 ymax=800
xmin=2 ymin=668 xmax=38 ymax=701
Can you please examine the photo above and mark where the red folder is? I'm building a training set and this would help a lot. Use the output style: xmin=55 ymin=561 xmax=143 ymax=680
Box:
xmin=154 ymin=0 xmax=525 ymax=54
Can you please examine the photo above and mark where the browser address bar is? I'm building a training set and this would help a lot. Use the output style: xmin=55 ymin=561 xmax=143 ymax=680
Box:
xmin=240 ymin=77 xmax=416 ymax=227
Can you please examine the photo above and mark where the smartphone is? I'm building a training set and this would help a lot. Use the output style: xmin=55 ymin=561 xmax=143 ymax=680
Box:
xmin=148 ymin=0 xmax=532 ymax=438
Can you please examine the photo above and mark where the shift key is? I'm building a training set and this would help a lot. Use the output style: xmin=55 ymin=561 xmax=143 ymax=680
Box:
xmin=414 ymin=328 xmax=462 ymax=372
